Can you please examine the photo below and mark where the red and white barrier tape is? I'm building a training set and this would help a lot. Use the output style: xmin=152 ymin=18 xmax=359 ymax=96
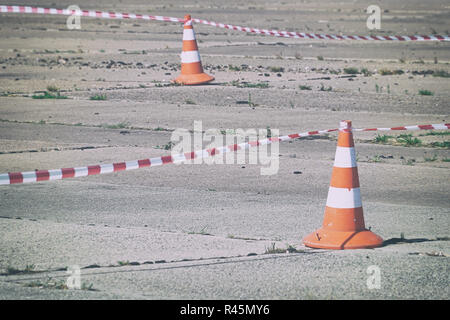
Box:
xmin=353 ymin=123 xmax=450 ymax=132
xmin=192 ymin=18 xmax=450 ymax=42
xmin=0 ymin=5 xmax=184 ymax=23
xmin=0 ymin=123 xmax=448 ymax=185
xmin=1 ymin=5 xmax=449 ymax=41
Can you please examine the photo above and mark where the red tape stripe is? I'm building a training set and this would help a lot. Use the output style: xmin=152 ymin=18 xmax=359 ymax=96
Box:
xmin=61 ymin=168 xmax=75 ymax=178
xmin=9 ymin=172 xmax=23 ymax=184
xmin=113 ymin=162 xmax=127 ymax=171
xmin=36 ymin=170 xmax=50 ymax=181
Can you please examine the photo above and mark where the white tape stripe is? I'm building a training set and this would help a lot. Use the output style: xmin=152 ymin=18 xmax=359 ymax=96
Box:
xmin=334 ymin=147 xmax=356 ymax=168
xmin=48 ymin=169 xmax=62 ymax=180
xmin=0 ymin=173 xmax=10 ymax=185
xmin=149 ymin=157 xmax=163 ymax=166
xmin=100 ymin=164 xmax=114 ymax=174
xmin=181 ymin=50 xmax=200 ymax=63
xmin=183 ymin=29 xmax=196 ymax=41
xmin=326 ymin=187 xmax=362 ymax=208
xmin=74 ymin=167 xmax=89 ymax=177
xmin=432 ymin=124 xmax=448 ymax=130
xmin=216 ymin=146 xmax=229 ymax=154
xmin=125 ymin=160 xmax=139 ymax=170
xmin=21 ymin=171 xmax=37 ymax=183
xmin=405 ymin=125 xmax=419 ymax=130
xmin=172 ymin=153 xmax=187 ymax=163
xmin=238 ymin=142 xmax=250 ymax=150
xmin=196 ymin=150 xmax=209 ymax=159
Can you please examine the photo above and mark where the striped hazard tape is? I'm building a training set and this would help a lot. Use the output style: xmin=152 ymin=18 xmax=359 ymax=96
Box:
xmin=0 ymin=123 xmax=448 ymax=185
xmin=0 ymin=5 xmax=184 ymax=23
xmin=192 ymin=18 xmax=450 ymax=42
xmin=1 ymin=5 xmax=449 ymax=41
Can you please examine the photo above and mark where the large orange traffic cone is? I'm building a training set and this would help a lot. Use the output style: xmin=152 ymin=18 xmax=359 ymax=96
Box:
xmin=173 ymin=15 xmax=214 ymax=85
xmin=303 ymin=120 xmax=383 ymax=249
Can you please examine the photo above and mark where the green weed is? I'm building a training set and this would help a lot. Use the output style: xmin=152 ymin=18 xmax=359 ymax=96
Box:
xmin=32 ymin=92 xmax=68 ymax=99
xmin=432 ymin=70 xmax=450 ymax=78
xmin=430 ymin=141 xmax=450 ymax=148
xmin=269 ymin=66 xmax=284 ymax=73
xmin=343 ymin=67 xmax=359 ymax=74
xmin=396 ymin=134 xmax=422 ymax=146
xmin=299 ymin=85 xmax=312 ymax=90
xmin=102 ymin=122 xmax=129 ymax=129
xmin=90 ymin=94 xmax=107 ymax=101
xmin=374 ymin=134 xmax=392 ymax=143
xmin=418 ymin=89 xmax=434 ymax=96
xmin=185 ymin=98 xmax=196 ymax=105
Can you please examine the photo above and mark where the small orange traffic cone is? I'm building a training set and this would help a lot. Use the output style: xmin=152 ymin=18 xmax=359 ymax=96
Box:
xmin=173 ymin=15 xmax=214 ymax=85
xmin=303 ymin=120 xmax=383 ymax=249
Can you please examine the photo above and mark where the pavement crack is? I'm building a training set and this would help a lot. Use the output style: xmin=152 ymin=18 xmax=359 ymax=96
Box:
xmin=0 ymin=250 xmax=321 ymax=283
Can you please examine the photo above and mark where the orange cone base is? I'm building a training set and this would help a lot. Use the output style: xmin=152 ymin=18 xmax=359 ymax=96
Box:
xmin=303 ymin=228 xmax=383 ymax=250
xmin=173 ymin=72 xmax=214 ymax=85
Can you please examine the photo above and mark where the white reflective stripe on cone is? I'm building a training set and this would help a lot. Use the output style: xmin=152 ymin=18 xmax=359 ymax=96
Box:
xmin=333 ymin=146 xmax=357 ymax=168
xmin=326 ymin=187 xmax=362 ymax=208
xmin=181 ymin=51 xmax=201 ymax=63
xmin=183 ymin=29 xmax=196 ymax=41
